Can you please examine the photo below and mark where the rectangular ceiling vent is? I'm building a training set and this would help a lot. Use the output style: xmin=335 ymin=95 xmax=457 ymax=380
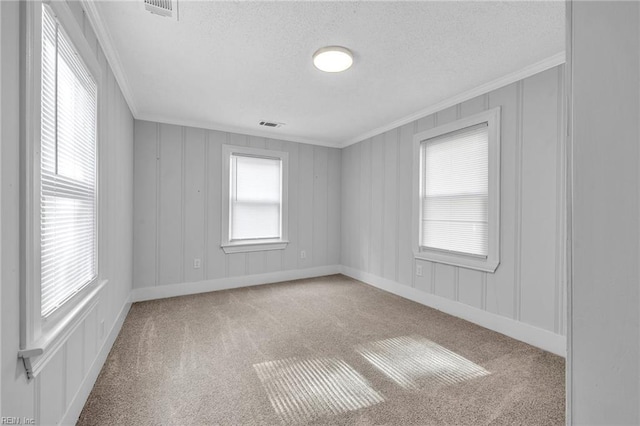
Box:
xmin=144 ymin=0 xmax=175 ymax=18
xmin=259 ymin=121 xmax=285 ymax=129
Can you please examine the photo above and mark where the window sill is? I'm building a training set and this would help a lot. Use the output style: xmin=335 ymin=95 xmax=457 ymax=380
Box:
xmin=414 ymin=250 xmax=499 ymax=273
xmin=18 ymin=279 xmax=107 ymax=379
xmin=221 ymin=240 xmax=289 ymax=254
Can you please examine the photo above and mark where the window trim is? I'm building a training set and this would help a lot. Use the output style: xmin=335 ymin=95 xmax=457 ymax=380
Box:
xmin=220 ymin=144 xmax=289 ymax=254
xmin=412 ymin=107 xmax=501 ymax=273
xmin=19 ymin=0 xmax=105 ymax=379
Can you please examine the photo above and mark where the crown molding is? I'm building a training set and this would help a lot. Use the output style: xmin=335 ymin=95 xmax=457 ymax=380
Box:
xmin=136 ymin=112 xmax=342 ymax=148
xmin=341 ymin=51 xmax=566 ymax=148
xmin=81 ymin=0 xmax=139 ymax=116
xmin=75 ymin=2 xmax=564 ymax=150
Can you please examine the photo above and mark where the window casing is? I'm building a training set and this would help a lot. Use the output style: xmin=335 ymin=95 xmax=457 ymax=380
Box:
xmin=413 ymin=108 xmax=501 ymax=272
xmin=221 ymin=145 xmax=289 ymax=253
xmin=19 ymin=1 xmax=104 ymax=379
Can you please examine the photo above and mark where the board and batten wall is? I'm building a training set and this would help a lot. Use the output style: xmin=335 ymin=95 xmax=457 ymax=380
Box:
xmin=1 ymin=1 xmax=134 ymax=425
xmin=341 ymin=65 xmax=566 ymax=355
xmin=132 ymin=121 xmax=341 ymax=299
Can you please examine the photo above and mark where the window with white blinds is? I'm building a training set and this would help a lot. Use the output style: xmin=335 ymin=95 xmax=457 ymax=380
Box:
xmin=420 ymin=124 xmax=488 ymax=257
xmin=221 ymin=145 xmax=289 ymax=253
xmin=230 ymin=154 xmax=282 ymax=240
xmin=40 ymin=6 xmax=98 ymax=317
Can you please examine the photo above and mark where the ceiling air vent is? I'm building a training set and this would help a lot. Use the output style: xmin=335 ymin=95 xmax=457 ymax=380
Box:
xmin=144 ymin=0 xmax=175 ymax=18
xmin=259 ymin=121 xmax=285 ymax=129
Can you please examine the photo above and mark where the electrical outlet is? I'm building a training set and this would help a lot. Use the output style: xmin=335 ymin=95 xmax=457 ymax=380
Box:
xmin=300 ymin=250 xmax=306 ymax=259
xmin=416 ymin=264 xmax=423 ymax=276
xmin=193 ymin=258 xmax=201 ymax=269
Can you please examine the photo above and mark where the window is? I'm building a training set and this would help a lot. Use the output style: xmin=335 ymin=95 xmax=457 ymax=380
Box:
xmin=40 ymin=5 xmax=98 ymax=317
xmin=19 ymin=1 xmax=103 ymax=379
xmin=221 ymin=145 xmax=289 ymax=253
xmin=413 ymin=108 xmax=501 ymax=272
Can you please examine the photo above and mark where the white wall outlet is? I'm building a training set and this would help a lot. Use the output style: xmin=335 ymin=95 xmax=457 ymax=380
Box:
xmin=193 ymin=258 xmax=201 ymax=269
xmin=416 ymin=264 xmax=423 ymax=276
xmin=300 ymin=250 xmax=306 ymax=259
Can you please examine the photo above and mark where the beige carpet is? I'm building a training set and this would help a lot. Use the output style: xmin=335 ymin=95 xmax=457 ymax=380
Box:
xmin=78 ymin=275 xmax=565 ymax=425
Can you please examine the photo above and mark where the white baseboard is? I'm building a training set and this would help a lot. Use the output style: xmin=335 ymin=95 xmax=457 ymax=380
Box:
xmin=60 ymin=297 xmax=132 ymax=425
xmin=131 ymin=265 xmax=342 ymax=303
xmin=341 ymin=266 xmax=566 ymax=357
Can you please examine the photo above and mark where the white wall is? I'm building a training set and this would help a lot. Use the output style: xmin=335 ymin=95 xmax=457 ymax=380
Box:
xmin=569 ymin=1 xmax=640 ymax=423
xmin=133 ymin=121 xmax=341 ymax=294
xmin=341 ymin=66 xmax=566 ymax=352
xmin=0 ymin=1 xmax=134 ymax=425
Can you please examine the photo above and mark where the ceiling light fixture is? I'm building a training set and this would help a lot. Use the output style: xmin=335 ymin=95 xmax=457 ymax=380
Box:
xmin=313 ymin=46 xmax=353 ymax=73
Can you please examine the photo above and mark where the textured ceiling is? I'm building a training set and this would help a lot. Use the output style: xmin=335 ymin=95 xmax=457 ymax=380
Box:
xmin=94 ymin=1 xmax=564 ymax=147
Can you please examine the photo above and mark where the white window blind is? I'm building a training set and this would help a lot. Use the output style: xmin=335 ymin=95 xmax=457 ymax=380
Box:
xmin=40 ymin=6 xmax=98 ymax=317
xmin=420 ymin=123 xmax=488 ymax=257
xmin=230 ymin=154 xmax=282 ymax=241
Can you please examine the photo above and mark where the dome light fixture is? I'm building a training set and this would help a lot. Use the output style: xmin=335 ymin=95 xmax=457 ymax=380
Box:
xmin=313 ymin=46 xmax=353 ymax=73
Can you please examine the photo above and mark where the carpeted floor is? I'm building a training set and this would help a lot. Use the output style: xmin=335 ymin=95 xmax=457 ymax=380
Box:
xmin=78 ymin=274 xmax=565 ymax=425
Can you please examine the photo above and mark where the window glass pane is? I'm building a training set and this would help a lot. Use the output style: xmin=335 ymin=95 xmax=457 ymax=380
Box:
xmin=40 ymin=6 xmax=97 ymax=317
xmin=232 ymin=203 xmax=280 ymax=240
xmin=231 ymin=155 xmax=282 ymax=240
xmin=421 ymin=124 xmax=488 ymax=256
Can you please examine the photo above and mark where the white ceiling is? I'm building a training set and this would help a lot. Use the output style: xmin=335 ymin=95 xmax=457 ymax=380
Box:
xmin=90 ymin=1 xmax=565 ymax=147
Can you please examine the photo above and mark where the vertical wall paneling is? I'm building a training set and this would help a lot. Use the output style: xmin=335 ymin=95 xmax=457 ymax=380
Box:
xmin=183 ymin=127 xmax=206 ymax=283
xmin=64 ymin=326 xmax=84 ymax=405
xmin=133 ymin=119 xmax=157 ymax=289
xmin=83 ymin=308 xmax=98 ymax=374
xmin=282 ymin=141 xmax=300 ymax=271
xmin=359 ymin=141 xmax=371 ymax=271
xmin=298 ymin=144 xmax=314 ymax=269
xmin=312 ymin=146 xmax=329 ymax=267
xmin=382 ymin=130 xmax=398 ymax=281
xmin=340 ymin=66 xmax=565 ymax=337
xmin=180 ymin=128 xmax=186 ymax=282
xmin=341 ymin=145 xmax=354 ymax=269
xmin=513 ymin=81 xmax=525 ymax=321
xmin=133 ymin=121 xmax=342 ymax=289
xmin=158 ymin=124 xmax=183 ymax=285
xmin=486 ymin=82 xmax=518 ymax=319
xmin=370 ymin=134 xmax=384 ymax=277
xmin=519 ymin=68 xmax=560 ymax=331
xmin=38 ymin=349 xmax=64 ymax=425
xmin=206 ymin=131 xmax=227 ymax=280
xmin=154 ymin=124 xmax=161 ymax=285
xmin=327 ymin=148 xmax=341 ymax=266
xmin=203 ymin=132 xmax=210 ymax=278
xmin=397 ymin=123 xmax=414 ymax=287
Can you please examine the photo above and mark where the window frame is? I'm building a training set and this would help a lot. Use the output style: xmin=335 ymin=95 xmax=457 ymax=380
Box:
xmin=19 ymin=0 xmax=105 ymax=379
xmin=221 ymin=144 xmax=289 ymax=254
xmin=412 ymin=107 xmax=501 ymax=273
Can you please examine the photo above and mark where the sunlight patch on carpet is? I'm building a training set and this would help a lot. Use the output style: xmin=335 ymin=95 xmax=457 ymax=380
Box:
xmin=357 ymin=335 xmax=490 ymax=390
xmin=253 ymin=357 xmax=384 ymax=423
